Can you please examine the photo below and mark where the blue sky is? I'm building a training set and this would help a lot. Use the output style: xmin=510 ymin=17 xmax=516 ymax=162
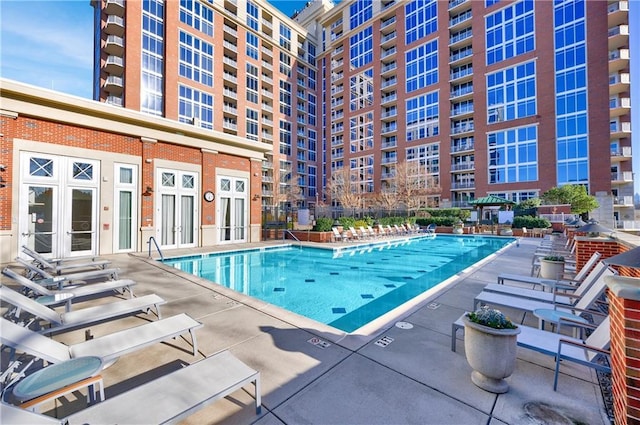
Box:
xmin=0 ymin=0 xmax=638 ymax=194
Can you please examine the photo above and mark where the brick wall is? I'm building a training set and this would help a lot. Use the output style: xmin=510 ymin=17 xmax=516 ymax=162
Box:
xmin=574 ymin=237 xmax=622 ymax=272
xmin=608 ymin=282 xmax=640 ymax=423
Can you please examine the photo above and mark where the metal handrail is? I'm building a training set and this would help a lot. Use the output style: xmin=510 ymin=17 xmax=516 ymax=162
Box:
xmin=283 ymin=230 xmax=302 ymax=248
xmin=147 ymin=236 xmax=164 ymax=261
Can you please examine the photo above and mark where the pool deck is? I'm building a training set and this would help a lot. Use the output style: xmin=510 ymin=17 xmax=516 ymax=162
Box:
xmin=1 ymin=236 xmax=611 ymax=424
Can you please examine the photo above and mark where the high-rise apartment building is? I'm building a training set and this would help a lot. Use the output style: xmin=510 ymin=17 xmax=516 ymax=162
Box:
xmin=92 ymin=0 xmax=631 ymax=226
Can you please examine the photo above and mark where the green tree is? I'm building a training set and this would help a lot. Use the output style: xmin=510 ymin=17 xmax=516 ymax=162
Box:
xmin=540 ymin=185 xmax=599 ymax=215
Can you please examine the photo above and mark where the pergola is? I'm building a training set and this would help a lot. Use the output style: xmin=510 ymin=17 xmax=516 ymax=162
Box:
xmin=468 ymin=195 xmax=516 ymax=232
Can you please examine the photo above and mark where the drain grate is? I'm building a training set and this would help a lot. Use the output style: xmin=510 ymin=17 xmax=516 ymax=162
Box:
xmin=308 ymin=337 xmax=331 ymax=349
xmin=374 ymin=336 xmax=394 ymax=347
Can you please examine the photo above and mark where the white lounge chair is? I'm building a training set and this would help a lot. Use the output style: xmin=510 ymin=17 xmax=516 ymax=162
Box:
xmin=0 ymin=285 xmax=165 ymax=334
xmin=474 ymin=266 xmax=611 ymax=319
xmin=1 ymin=350 xmax=261 ymax=423
xmin=2 ymin=267 xmax=135 ymax=312
xmin=15 ymin=257 xmax=120 ymax=287
xmin=481 ymin=263 xmax=611 ymax=306
xmin=451 ymin=314 xmax=610 ymax=390
xmin=348 ymin=226 xmax=362 ymax=241
xmin=0 ymin=313 xmax=203 ymax=365
xmin=331 ymin=227 xmax=346 ymax=242
xmin=497 ymin=252 xmax=602 ymax=290
xmin=21 ymin=246 xmax=111 ymax=275
xmin=425 ymin=224 xmax=436 ymax=235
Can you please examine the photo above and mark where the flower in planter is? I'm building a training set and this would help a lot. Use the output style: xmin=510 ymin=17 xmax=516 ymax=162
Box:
xmin=466 ymin=306 xmax=517 ymax=330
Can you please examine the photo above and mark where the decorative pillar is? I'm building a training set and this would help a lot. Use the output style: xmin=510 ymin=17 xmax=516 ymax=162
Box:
xmin=606 ymin=276 xmax=640 ymax=424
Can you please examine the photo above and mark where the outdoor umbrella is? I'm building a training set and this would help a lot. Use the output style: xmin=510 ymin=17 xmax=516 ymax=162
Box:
xmin=575 ymin=220 xmax=612 ymax=235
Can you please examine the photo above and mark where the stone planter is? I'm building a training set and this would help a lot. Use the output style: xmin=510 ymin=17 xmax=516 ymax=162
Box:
xmin=453 ymin=227 xmax=464 ymax=235
xmin=499 ymin=228 xmax=513 ymax=236
xmin=539 ymin=258 xmax=565 ymax=279
xmin=463 ymin=316 xmax=520 ymax=393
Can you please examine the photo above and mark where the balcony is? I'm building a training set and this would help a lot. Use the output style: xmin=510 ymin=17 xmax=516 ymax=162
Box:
xmin=381 ymin=46 xmax=397 ymax=59
xmin=450 ymin=65 xmax=473 ymax=82
xmin=381 ymin=31 xmax=397 ymax=48
xmin=451 ymin=102 xmax=474 ymax=118
xmin=223 ymin=72 xmax=237 ymax=84
xmin=331 ymin=59 xmax=344 ymax=70
xmin=222 ymin=120 xmax=238 ymax=131
xmin=105 ymin=0 xmax=124 ymax=15
xmin=104 ymin=75 xmax=123 ymax=94
xmin=451 ymin=120 xmax=474 ymax=135
xmin=613 ymin=196 xmax=634 ymax=207
xmin=610 ymin=121 xmax=631 ymax=138
xmin=381 ymin=92 xmax=397 ymax=105
xmin=450 ymin=162 xmax=475 ymax=172
xmin=223 ymin=88 xmax=238 ymax=100
xmin=223 ymin=24 xmax=238 ymax=38
xmin=451 ymin=181 xmax=475 ymax=190
xmin=381 ymin=61 xmax=397 ymax=76
xmin=381 ymin=77 xmax=397 ymax=89
xmin=449 ymin=28 xmax=472 ymax=48
xmin=450 ymin=83 xmax=473 ymax=100
xmin=223 ymin=104 xmax=238 ymax=116
xmin=450 ymin=46 xmax=473 ymax=65
xmin=610 ymin=97 xmax=631 ymax=117
xmin=611 ymin=171 xmax=633 ymax=183
xmin=449 ymin=10 xmax=472 ymax=30
xmin=448 ymin=0 xmax=469 ymax=13
xmin=381 ymin=137 xmax=397 ymax=150
xmin=104 ymin=35 xmax=124 ymax=56
xmin=223 ymin=56 xmax=238 ymax=68
xmin=381 ymin=108 xmax=397 ymax=121
xmin=261 ymin=89 xmax=273 ymax=99
xmin=261 ymin=117 xmax=273 ymax=127
xmin=105 ymin=95 xmax=122 ymax=107
xmin=608 ymin=49 xmax=630 ymax=73
xmin=380 ymin=16 xmax=396 ymax=30
xmin=223 ymin=40 xmax=238 ymax=53
xmin=105 ymin=15 xmax=124 ymax=36
xmin=104 ymin=55 xmax=124 ymax=74
xmin=381 ymin=156 xmax=397 ymax=164
xmin=608 ymin=1 xmax=629 ymax=27
xmin=451 ymin=139 xmax=474 ymax=153
xmin=611 ymin=146 xmax=632 ymax=160
xmin=608 ymin=25 xmax=629 ymax=50
xmin=381 ymin=122 xmax=398 ymax=134
xmin=609 ymin=72 xmax=630 ymax=94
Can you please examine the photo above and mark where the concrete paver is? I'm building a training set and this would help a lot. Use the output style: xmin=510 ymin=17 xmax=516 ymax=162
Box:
xmin=0 ymin=236 xmax=610 ymax=424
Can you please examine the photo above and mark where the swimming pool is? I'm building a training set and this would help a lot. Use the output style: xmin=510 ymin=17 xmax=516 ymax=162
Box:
xmin=163 ymin=235 xmax=514 ymax=332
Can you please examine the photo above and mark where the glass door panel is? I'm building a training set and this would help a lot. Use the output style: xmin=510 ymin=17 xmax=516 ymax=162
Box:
xmin=234 ymin=198 xmax=245 ymax=240
xmin=161 ymin=194 xmax=176 ymax=246
xmin=68 ymin=188 xmax=95 ymax=254
xmin=180 ymin=195 xmax=194 ymax=244
xmin=220 ymin=197 xmax=231 ymax=242
xmin=25 ymin=185 xmax=56 ymax=255
xmin=118 ymin=191 xmax=133 ymax=250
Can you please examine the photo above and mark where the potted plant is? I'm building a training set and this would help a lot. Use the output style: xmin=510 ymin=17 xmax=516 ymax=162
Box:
xmin=539 ymin=255 xmax=565 ymax=279
xmin=462 ymin=306 xmax=520 ymax=393
xmin=453 ymin=219 xmax=464 ymax=234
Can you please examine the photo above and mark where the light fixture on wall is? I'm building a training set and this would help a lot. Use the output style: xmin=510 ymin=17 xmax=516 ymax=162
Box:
xmin=252 ymin=194 xmax=260 ymax=201
xmin=143 ymin=186 xmax=154 ymax=196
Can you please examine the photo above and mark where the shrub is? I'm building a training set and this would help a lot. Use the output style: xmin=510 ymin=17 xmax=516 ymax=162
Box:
xmin=314 ymin=217 xmax=334 ymax=232
xmin=512 ymin=215 xmax=551 ymax=229
xmin=467 ymin=306 xmax=517 ymax=330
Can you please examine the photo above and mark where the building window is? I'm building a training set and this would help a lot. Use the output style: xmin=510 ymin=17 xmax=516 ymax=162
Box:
xmin=178 ymin=85 xmax=213 ymax=129
xmin=246 ymin=0 xmax=259 ymax=30
xmin=279 ymin=23 xmax=291 ymax=50
xmin=554 ymin=0 xmax=588 ymax=187
xmin=279 ymin=120 xmax=291 ymax=155
xmin=405 ymin=0 xmax=437 ymax=45
xmin=350 ymin=155 xmax=374 ymax=194
xmin=246 ymin=63 xmax=259 ymax=104
xmin=349 ymin=0 xmax=373 ymax=30
xmin=350 ymin=112 xmax=374 ymax=153
xmin=178 ymin=30 xmax=213 ymax=86
xmin=406 ymin=91 xmax=439 ymax=141
xmin=350 ymin=69 xmax=374 ymax=111
xmin=406 ymin=39 xmax=438 ymax=93
xmin=406 ymin=143 xmax=440 ymax=175
xmin=279 ymin=81 xmax=292 ymax=116
xmin=349 ymin=26 xmax=373 ymax=69
xmin=246 ymin=33 xmax=259 ymax=60
xmin=487 ymin=125 xmax=538 ymax=184
xmin=141 ymin=0 xmax=165 ymax=116
xmin=179 ymin=0 xmax=213 ymax=36
xmin=486 ymin=0 xmax=535 ymax=65
xmin=246 ymin=108 xmax=259 ymax=141
xmin=487 ymin=60 xmax=536 ymax=123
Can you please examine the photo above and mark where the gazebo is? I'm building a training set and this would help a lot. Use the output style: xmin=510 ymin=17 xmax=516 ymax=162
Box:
xmin=468 ymin=195 xmax=516 ymax=233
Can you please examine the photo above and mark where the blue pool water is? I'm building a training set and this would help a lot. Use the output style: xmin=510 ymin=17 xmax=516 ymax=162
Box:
xmin=163 ymin=235 xmax=514 ymax=332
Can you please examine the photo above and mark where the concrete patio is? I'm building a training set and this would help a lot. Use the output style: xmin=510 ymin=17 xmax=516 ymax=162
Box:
xmin=1 ymin=236 xmax=612 ymax=424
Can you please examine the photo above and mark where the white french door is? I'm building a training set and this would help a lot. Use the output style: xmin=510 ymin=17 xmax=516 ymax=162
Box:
xmin=217 ymin=176 xmax=247 ymax=243
xmin=156 ymin=169 xmax=198 ymax=249
xmin=19 ymin=153 xmax=99 ymax=259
